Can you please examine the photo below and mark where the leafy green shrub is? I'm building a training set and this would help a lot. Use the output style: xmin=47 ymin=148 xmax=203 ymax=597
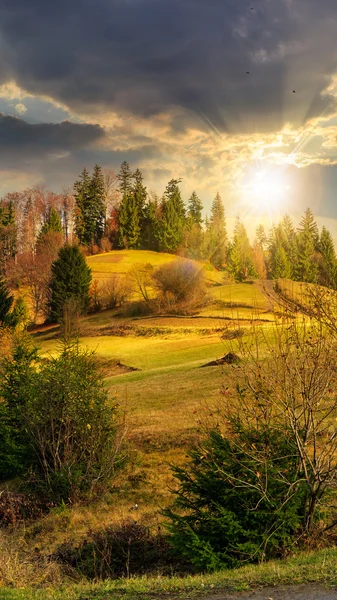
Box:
xmin=165 ymin=424 xmax=309 ymax=571
xmin=0 ymin=335 xmax=127 ymax=503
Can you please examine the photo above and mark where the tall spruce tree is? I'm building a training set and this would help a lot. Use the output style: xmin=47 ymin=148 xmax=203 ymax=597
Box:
xmin=186 ymin=192 xmax=204 ymax=259
xmin=295 ymin=208 xmax=319 ymax=283
xmin=49 ymin=245 xmax=92 ymax=322
xmin=158 ymin=179 xmax=186 ymax=253
xmin=227 ymin=218 xmax=256 ymax=281
xmin=255 ymin=224 xmax=267 ymax=249
xmin=117 ymin=163 xmax=144 ymax=249
xmin=318 ymin=226 xmax=337 ymax=288
xmin=141 ymin=194 xmax=159 ymax=251
xmin=187 ymin=192 xmax=203 ymax=228
xmin=74 ymin=166 xmax=105 ymax=247
xmin=207 ymin=192 xmax=227 ymax=269
xmin=74 ymin=167 xmax=91 ymax=246
xmin=117 ymin=161 xmax=133 ymax=196
xmin=89 ymin=164 xmax=106 ymax=245
xmin=273 ymin=246 xmax=292 ymax=279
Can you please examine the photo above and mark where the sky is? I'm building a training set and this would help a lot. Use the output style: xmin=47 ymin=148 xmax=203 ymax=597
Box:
xmin=0 ymin=0 xmax=337 ymax=234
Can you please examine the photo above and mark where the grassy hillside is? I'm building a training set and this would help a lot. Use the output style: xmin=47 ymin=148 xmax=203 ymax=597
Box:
xmin=1 ymin=252 xmax=313 ymax=591
xmin=87 ymin=249 xmax=178 ymax=280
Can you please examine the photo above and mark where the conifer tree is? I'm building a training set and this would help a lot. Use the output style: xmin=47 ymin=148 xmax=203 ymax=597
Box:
xmin=252 ymin=241 xmax=267 ymax=279
xmin=39 ymin=207 xmax=63 ymax=238
xmin=185 ymin=192 xmax=204 ymax=259
xmin=74 ymin=166 xmax=105 ymax=247
xmin=89 ymin=164 xmax=106 ymax=244
xmin=273 ymin=246 xmax=292 ymax=279
xmin=295 ymin=208 xmax=319 ymax=283
xmin=49 ymin=245 xmax=92 ymax=322
xmin=318 ymin=226 xmax=337 ymax=288
xmin=227 ymin=218 xmax=256 ymax=281
xmin=0 ymin=276 xmax=14 ymax=326
xmin=158 ymin=179 xmax=186 ymax=253
xmin=74 ymin=167 xmax=91 ymax=246
xmin=117 ymin=164 xmax=145 ymax=249
xmin=117 ymin=161 xmax=133 ymax=196
xmin=207 ymin=192 xmax=227 ymax=269
xmin=255 ymin=224 xmax=267 ymax=249
xmin=141 ymin=194 xmax=159 ymax=251
xmin=187 ymin=192 xmax=203 ymax=228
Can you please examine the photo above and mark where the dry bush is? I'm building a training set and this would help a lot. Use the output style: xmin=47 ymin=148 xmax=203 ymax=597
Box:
xmin=0 ymin=531 xmax=63 ymax=587
xmin=128 ymin=263 xmax=154 ymax=304
xmin=103 ymin=275 xmax=133 ymax=309
xmin=152 ymin=259 xmax=207 ymax=311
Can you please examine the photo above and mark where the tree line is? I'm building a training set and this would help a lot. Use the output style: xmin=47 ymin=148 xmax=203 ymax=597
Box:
xmin=1 ymin=161 xmax=337 ymax=290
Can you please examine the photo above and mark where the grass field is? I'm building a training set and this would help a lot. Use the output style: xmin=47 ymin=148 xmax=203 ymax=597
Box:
xmin=1 ymin=251 xmax=316 ymax=593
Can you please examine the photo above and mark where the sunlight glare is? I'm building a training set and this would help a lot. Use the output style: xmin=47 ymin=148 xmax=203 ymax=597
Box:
xmin=244 ymin=169 xmax=290 ymax=213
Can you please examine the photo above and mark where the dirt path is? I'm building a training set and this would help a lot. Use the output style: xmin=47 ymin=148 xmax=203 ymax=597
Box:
xmin=254 ymin=280 xmax=304 ymax=315
xmin=197 ymin=583 xmax=337 ymax=600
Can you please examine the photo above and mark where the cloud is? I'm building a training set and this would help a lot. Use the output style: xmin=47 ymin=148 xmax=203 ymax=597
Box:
xmin=14 ymin=102 xmax=26 ymax=115
xmin=0 ymin=114 xmax=106 ymax=162
xmin=0 ymin=0 xmax=336 ymax=134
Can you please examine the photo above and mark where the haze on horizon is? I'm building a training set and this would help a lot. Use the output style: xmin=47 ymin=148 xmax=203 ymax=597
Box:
xmin=0 ymin=0 xmax=337 ymax=230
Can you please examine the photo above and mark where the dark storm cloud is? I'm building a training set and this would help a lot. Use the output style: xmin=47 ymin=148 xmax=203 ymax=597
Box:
xmin=0 ymin=114 xmax=106 ymax=159
xmin=0 ymin=0 xmax=337 ymax=133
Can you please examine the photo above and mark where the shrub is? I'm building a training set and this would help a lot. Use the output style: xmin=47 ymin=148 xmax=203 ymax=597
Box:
xmin=165 ymin=425 xmax=308 ymax=571
xmin=103 ymin=275 xmax=132 ymax=309
xmin=152 ymin=259 xmax=205 ymax=305
xmin=0 ymin=335 xmax=127 ymax=503
xmin=165 ymin=319 xmax=337 ymax=571
xmin=0 ymin=491 xmax=52 ymax=527
xmin=54 ymin=521 xmax=175 ymax=579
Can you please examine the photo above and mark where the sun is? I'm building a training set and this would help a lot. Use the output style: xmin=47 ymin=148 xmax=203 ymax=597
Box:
xmin=243 ymin=169 xmax=290 ymax=214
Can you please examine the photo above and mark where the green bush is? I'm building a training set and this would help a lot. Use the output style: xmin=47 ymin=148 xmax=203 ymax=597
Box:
xmin=0 ymin=336 xmax=126 ymax=502
xmin=165 ymin=423 xmax=309 ymax=571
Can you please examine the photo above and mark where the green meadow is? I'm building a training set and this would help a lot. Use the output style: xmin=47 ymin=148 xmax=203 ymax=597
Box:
xmin=1 ymin=250 xmax=331 ymax=595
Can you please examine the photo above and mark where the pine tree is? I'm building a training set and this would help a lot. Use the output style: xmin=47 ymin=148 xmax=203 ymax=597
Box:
xmin=117 ymin=164 xmax=144 ymax=249
xmin=89 ymin=164 xmax=106 ymax=245
xmin=49 ymin=245 xmax=92 ymax=322
xmin=74 ymin=168 xmax=91 ymax=245
xmin=318 ymin=226 xmax=337 ymax=288
xmin=227 ymin=218 xmax=256 ymax=281
xmin=295 ymin=208 xmax=319 ymax=283
xmin=273 ymin=246 xmax=292 ymax=279
xmin=0 ymin=277 xmax=14 ymax=326
xmin=255 ymin=224 xmax=267 ymax=249
xmin=39 ymin=207 xmax=63 ymax=238
xmin=187 ymin=192 xmax=203 ymax=228
xmin=185 ymin=192 xmax=204 ymax=259
xmin=117 ymin=161 xmax=133 ymax=196
xmin=252 ymin=242 xmax=267 ymax=279
xmin=74 ymin=166 xmax=105 ymax=247
xmin=158 ymin=179 xmax=186 ymax=253
xmin=141 ymin=195 xmax=159 ymax=251
xmin=207 ymin=192 xmax=227 ymax=269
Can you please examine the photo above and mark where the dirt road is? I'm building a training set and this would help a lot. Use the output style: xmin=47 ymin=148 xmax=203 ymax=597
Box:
xmin=200 ymin=583 xmax=337 ymax=600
